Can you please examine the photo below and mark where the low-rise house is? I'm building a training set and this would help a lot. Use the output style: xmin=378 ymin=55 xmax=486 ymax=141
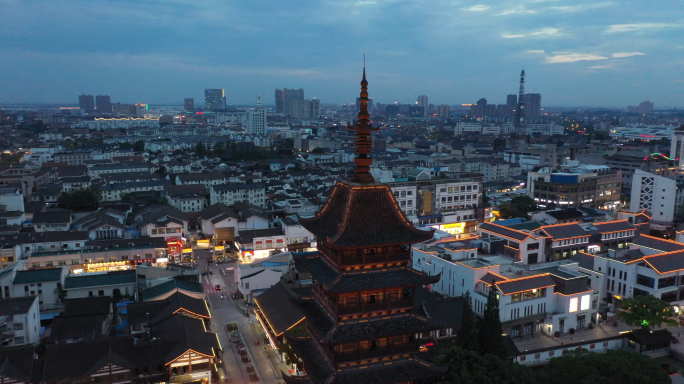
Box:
xmin=31 ymin=210 xmax=72 ymax=232
xmin=210 ymin=182 xmax=266 ymax=208
xmin=138 ymin=205 xmax=188 ymax=240
xmin=61 ymin=175 xmax=91 ymax=192
xmin=63 ymin=270 xmax=136 ymax=299
xmin=0 ymin=296 xmax=40 ymax=347
xmin=72 ymin=210 xmax=125 ymax=240
xmin=12 ymin=266 xmax=68 ymax=310
xmin=198 ymin=202 xmax=269 ymax=237
xmin=100 ymin=180 xmax=171 ymax=202
xmin=163 ymin=184 xmax=208 ymax=213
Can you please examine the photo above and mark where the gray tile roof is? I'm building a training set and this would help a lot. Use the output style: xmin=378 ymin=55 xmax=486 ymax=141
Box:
xmin=496 ymin=274 xmax=556 ymax=295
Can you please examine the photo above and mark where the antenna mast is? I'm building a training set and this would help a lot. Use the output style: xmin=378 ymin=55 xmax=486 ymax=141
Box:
xmin=514 ymin=70 xmax=526 ymax=149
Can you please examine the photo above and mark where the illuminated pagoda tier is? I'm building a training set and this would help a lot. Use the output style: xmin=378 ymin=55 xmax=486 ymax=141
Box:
xmin=283 ymin=67 xmax=446 ymax=384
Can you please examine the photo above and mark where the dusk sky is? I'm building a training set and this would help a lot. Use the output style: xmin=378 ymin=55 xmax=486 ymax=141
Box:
xmin=1 ymin=0 xmax=683 ymax=107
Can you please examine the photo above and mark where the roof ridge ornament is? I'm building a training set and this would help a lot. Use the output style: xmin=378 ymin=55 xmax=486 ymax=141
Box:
xmin=348 ymin=60 xmax=379 ymax=183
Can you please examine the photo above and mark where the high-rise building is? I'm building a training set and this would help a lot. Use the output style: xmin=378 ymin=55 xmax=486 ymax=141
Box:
xmin=79 ymin=95 xmax=95 ymax=113
xmin=246 ymin=95 xmax=267 ymax=135
xmin=523 ymin=93 xmax=542 ymax=118
xmin=507 ymin=94 xmax=517 ymax=107
xmin=290 ymin=98 xmax=321 ymax=119
xmin=417 ymin=95 xmax=428 ymax=116
xmin=274 ymin=88 xmax=304 ymax=114
xmin=408 ymin=105 xmax=424 ymax=117
xmin=355 ymin=97 xmax=374 ymax=112
xmin=95 ymin=95 xmax=112 ymax=113
xmin=475 ymin=98 xmax=487 ymax=117
xmin=204 ymin=89 xmax=226 ymax=111
xmin=184 ymin=98 xmax=194 ymax=111
xmin=437 ymin=104 xmax=450 ymax=119
xmin=628 ymin=100 xmax=654 ymax=114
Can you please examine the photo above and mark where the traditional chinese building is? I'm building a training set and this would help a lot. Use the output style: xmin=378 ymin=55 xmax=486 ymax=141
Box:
xmin=283 ymin=67 xmax=447 ymax=383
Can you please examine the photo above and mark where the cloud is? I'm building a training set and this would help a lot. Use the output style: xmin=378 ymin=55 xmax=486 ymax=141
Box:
xmin=526 ymin=50 xmax=545 ymax=53
xmin=589 ymin=64 xmax=614 ymax=69
xmin=530 ymin=27 xmax=561 ymax=36
xmin=549 ymin=3 xmax=614 ymax=12
xmin=606 ymin=23 xmax=680 ymax=33
xmin=463 ymin=5 xmax=490 ymax=11
xmin=546 ymin=53 xmax=608 ymax=63
xmin=612 ymin=52 xmax=645 ymax=58
xmin=496 ymin=6 xmax=535 ymax=16
xmin=503 ymin=28 xmax=561 ymax=39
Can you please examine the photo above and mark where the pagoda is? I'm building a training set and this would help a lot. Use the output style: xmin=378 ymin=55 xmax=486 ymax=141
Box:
xmin=283 ymin=67 xmax=447 ymax=384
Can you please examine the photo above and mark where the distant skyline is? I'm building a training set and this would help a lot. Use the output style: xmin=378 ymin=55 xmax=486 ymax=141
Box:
xmin=1 ymin=0 xmax=683 ymax=107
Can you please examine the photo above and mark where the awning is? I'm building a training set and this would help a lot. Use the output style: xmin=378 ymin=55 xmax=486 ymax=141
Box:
xmin=557 ymin=316 xmax=568 ymax=321
xmin=40 ymin=313 xmax=59 ymax=320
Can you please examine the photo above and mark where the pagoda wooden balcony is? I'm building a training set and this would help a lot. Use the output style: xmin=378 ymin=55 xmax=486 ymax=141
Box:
xmin=337 ymin=297 xmax=414 ymax=315
xmin=318 ymin=244 xmax=410 ymax=267
xmin=313 ymin=283 xmax=414 ymax=316
xmin=333 ymin=342 xmax=421 ymax=364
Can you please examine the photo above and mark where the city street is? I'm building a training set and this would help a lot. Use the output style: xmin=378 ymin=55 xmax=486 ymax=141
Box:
xmin=194 ymin=249 xmax=286 ymax=384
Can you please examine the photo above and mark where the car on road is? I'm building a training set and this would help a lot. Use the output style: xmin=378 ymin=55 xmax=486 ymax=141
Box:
xmin=201 ymin=271 xmax=213 ymax=276
xmin=215 ymin=284 xmax=222 ymax=291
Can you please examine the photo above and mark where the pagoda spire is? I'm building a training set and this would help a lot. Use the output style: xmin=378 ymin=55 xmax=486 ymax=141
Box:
xmin=349 ymin=61 xmax=378 ymax=183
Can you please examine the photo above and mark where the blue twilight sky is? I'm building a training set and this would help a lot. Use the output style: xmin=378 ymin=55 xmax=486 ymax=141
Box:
xmin=0 ymin=0 xmax=683 ymax=108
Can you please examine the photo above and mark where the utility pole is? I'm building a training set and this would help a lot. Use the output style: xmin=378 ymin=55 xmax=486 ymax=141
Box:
xmin=514 ymin=70 xmax=526 ymax=149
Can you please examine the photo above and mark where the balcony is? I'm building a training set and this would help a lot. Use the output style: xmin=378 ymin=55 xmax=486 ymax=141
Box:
xmin=333 ymin=341 xmax=421 ymax=364
xmin=338 ymin=297 xmax=414 ymax=316
xmin=312 ymin=284 xmax=414 ymax=316
xmin=319 ymin=244 xmax=410 ymax=267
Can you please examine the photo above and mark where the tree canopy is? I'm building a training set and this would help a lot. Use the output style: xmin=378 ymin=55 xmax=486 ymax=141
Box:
xmin=617 ymin=294 xmax=677 ymax=330
xmin=134 ymin=140 xmax=145 ymax=152
xmin=455 ymin=291 xmax=478 ymax=351
xmin=498 ymin=195 xmax=537 ymax=219
xmin=435 ymin=347 xmax=537 ymax=384
xmin=478 ymin=286 xmax=507 ymax=358
xmin=545 ymin=349 xmax=670 ymax=384
xmin=57 ymin=185 xmax=101 ymax=211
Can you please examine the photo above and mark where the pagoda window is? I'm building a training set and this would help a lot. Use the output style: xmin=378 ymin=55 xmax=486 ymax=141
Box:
xmin=370 ymin=340 xmax=378 ymax=350
xmin=360 ymin=340 xmax=370 ymax=350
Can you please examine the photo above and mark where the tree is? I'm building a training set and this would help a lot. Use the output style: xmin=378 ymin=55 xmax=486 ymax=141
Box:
xmin=456 ymin=291 xmax=478 ymax=351
xmin=617 ymin=294 xmax=677 ymax=330
xmin=482 ymin=189 xmax=490 ymax=205
xmin=478 ymin=286 xmax=507 ymax=358
xmin=545 ymin=349 xmax=670 ymax=384
xmin=134 ymin=140 xmax=145 ymax=152
xmin=435 ymin=347 xmax=537 ymax=384
xmin=121 ymin=193 xmax=133 ymax=202
xmin=57 ymin=185 xmax=101 ymax=211
xmin=311 ymin=147 xmax=326 ymax=154
xmin=498 ymin=195 xmax=537 ymax=219
xmin=112 ymin=288 xmax=123 ymax=306
xmin=195 ymin=142 xmax=207 ymax=158
xmin=120 ymin=142 xmax=132 ymax=150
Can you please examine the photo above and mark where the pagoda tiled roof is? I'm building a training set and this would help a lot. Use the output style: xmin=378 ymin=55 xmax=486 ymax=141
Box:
xmin=323 ymin=313 xmax=447 ymax=344
xmin=331 ymin=357 xmax=446 ymax=384
xmin=298 ymin=181 xmax=434 ymax=248
xmin=294 ymin=253 xmax=441 ymax=293
xmin=283 ymin=335 xmax=334 ymax=384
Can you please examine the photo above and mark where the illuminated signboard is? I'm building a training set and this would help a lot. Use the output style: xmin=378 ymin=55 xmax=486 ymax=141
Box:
xmin=569 ymin=297 xmax=578 ymax=313
xmin=580 ymin=295 xmax=590 ymax=311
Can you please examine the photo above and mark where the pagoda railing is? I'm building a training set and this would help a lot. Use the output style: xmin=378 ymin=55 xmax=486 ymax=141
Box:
xmin=312 ymin=283 xmax=338 ymax=316
xmin=318 ymin=243 xmax=410 ymax=267
xmin=312 ymin=283 xmax=414 ymax=316
xmin=333 ymin=341 xmax=421 ymax=364
xmin=338 ymin=297 xmax=414 ymax=316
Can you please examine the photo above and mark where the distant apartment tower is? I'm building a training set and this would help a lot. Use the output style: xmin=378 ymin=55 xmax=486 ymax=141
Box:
xmin=291 ymin=98 xmax=321 ymax=119
xmin=355 ymin=97 xmax=373 ymax=113
xmin=95 ymin=95 xmax=112 ymax=113
xmin=204 ymin=89 xmax=226 ymax=111
xmin=246 ymin=95 xmax=267 ymax=135
xmin=417 ymin=95 xmax=428 ymax=116
xmin=507 ymin=94 xmax=517 ymax=107
xmin=79 ymin=94 xmax=95 ymax=113
xmin=523 ymin=93 xmax=542 ymax=118
xmin=184 ymin=98 xmax=194 ymax=111
xmin=275 ymin=88 xmax=304 ymax=114
xmin=470 ymin=98 xmax=487 ymax=117
xmin=437 ymin=104 xmax=450 ymax=119
xmin=628 ymin=100 xmax=654 ymax=114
